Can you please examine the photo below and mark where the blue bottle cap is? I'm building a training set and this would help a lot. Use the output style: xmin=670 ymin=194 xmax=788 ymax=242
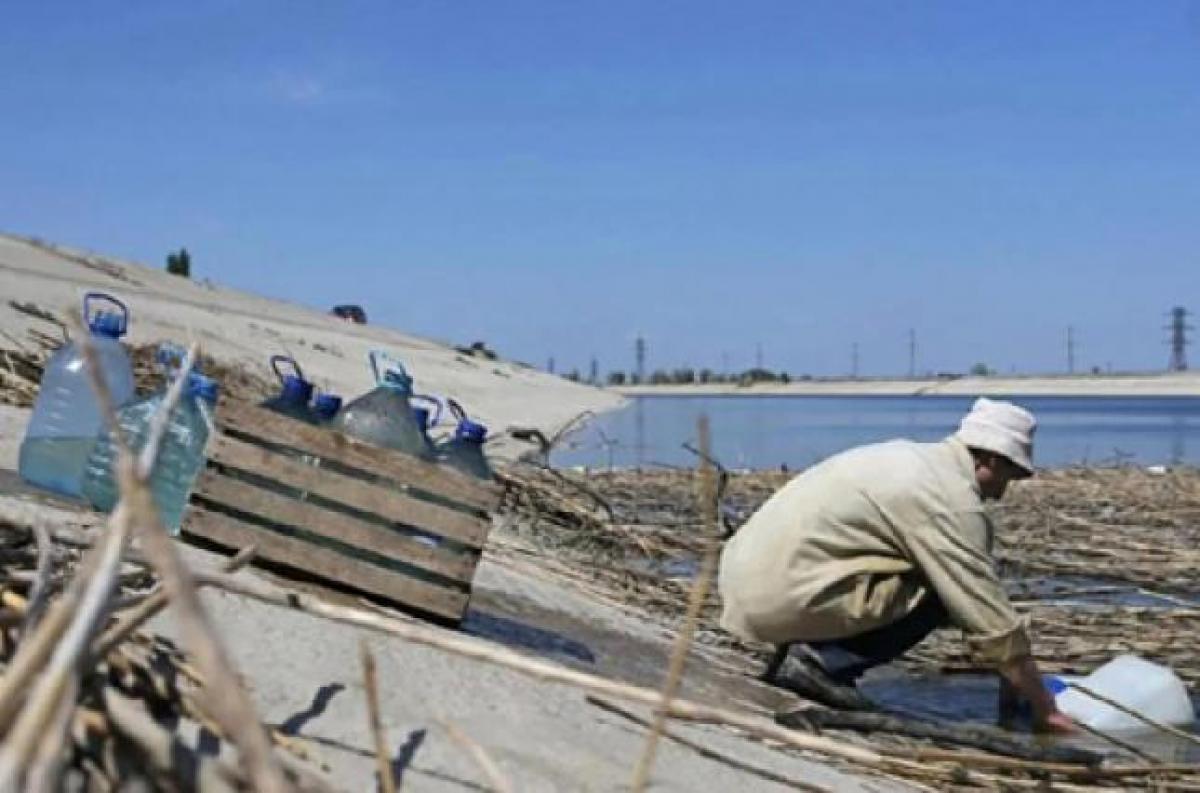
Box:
xmin=313 ymin=392 xmax=343 ymax=419
xmin=1043 ymin=674 xmax=1068 ymax=696
xmin=89 ymin=311 xmax=126 ymax=338
xmin=280 ymin=375 xmax=314 ymax=406
xmin=455 ymin=418 xmax=488 ymax=443
xmin=188 ymin=373 xmax=220 ymax=403
xmin=412 ymin=406 xmax=431 ymax=430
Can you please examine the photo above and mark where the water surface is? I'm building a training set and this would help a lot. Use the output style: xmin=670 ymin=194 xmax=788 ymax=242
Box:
xmin=554 ymin=395 xmax=1200 ymax=470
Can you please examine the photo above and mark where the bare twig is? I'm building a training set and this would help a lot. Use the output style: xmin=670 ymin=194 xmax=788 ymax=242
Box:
xmin=359 ymin=640 xmax=396 ymax=793
xmin=589 ymin=696 xmax=834 ymax=792
xmin=21 ymin=521 xmax=54 ymax=634
xmin=437 ymin=720 xmax=512 ymax=793
xmin=90 ymin=544 xmax=256 ymax=661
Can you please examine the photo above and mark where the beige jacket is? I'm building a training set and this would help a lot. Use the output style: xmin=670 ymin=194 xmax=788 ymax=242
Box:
xmin=718 ymin=437 xmax=1030 ymax=665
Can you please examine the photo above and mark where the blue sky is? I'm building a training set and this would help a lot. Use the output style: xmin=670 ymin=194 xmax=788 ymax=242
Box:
xmin=2 ymin=2 xmax=1198 ymax=378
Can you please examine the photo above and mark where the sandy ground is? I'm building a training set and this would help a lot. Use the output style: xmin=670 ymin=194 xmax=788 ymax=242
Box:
xmin=0 ymin=230 xmax=906 ymax=791
xmin=0 ymin=231 xmax=623 ymax=459
xmin=616 ymin=374 xmax=1200 ymax=398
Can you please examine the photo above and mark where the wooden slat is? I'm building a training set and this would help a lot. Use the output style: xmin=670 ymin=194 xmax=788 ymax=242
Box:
xmin=183 ymin=507 xmax=468 ymax=621
xmin=206 ymin=434 xmax=491 ymax=549
xmin=214 ymin=396 xmax=500 ymax=512
xmin=191 ymin=470 xmax=479 ymax=585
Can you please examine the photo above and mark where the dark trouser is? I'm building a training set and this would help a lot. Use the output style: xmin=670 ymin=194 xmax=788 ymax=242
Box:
xmin=805 ymin=594 xmax=948 ymax=685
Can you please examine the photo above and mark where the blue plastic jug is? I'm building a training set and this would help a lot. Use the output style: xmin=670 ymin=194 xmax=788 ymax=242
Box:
xmin=437 ymin=398 xmax=493 ymax=480
xmin=259 ymin=355 xmax=318 ymax=423
xmin=19 ymin=292 xmax=137 ymax=496
xmin=82 ymin=369 xmax=218 ymax=534
xmin=330 ymin=352 xmax=434 ymax=460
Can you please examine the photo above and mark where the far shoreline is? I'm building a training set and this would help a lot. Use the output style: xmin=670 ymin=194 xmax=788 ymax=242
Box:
xmin=612 ymin=371 xmax=1200 ymax=399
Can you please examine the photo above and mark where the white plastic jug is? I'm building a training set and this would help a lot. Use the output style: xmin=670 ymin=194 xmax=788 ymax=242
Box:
xmin=1047 ymin=655 xmax=1195 ymax=731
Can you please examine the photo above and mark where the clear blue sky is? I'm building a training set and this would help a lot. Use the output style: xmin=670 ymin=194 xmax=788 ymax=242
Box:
xmin=2 ymin=2 xmax=1198 ymax=378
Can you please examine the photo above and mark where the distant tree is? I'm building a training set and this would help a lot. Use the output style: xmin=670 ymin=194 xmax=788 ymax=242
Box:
xmin=607 ymin=371 xmax=627 ymax=386
xmin=648 ymin=369 xmax=671 ymax=385
xmin=671 ymin=367 xmax=696 ymax=384
xmin=564 ymin=370 xmax=581 ymax=382
xmin=698 ymin=368 xmax=714 ymax=383
xmin=969 ymin=362 xmax=992 ymax=376
xmin=166 ymin=247 xmax=191 ymax=278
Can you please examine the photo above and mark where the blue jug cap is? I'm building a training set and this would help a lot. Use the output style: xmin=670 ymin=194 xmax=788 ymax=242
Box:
xmin=188 ymin=373 xmax=220 ymax=403
xmin=90 ymin=311 xmax=126 ymax=338
xmin=455 ymin=417 xmax=488 ymax=443
xmin=280 ymin=375 xmax=314 ymax=406
xmin=313 ymin=392 xmax=343 ymax=419
xmin=413 ymin=406 xmax=431 ymax=430
xmin=1043 ymin=674 xmax=1067 ymax=696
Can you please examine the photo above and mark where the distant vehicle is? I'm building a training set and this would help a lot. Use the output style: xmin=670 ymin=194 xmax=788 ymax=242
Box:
xmin=330 ymin=304 xmax=367 ymax=324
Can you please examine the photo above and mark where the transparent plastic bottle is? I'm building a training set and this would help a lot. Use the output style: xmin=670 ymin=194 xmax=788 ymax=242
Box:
xmin=437 ymin=398 xmax=494 ymax=480
xmin=330 ymin=352 xmax=433 ymax=460
xmin=82 ymin=370 xmax=219 ymax=534
xmin=19 ymin=292 xmax=137 ymax=497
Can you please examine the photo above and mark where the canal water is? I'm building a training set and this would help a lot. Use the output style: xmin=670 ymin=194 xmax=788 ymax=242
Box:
xmin=552 ymin=394 xmax=1200 ymax=471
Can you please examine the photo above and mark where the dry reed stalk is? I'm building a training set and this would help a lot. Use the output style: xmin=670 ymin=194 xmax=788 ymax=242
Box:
xmin=90 ymin=544 xmax=256 ymax=661
xmin=437 ymin=720 xmax=512 ymax=793
xmin=21 ymin=521 xmax=53 ymax=635
xmin=74 ymin=331 xmax=294 ymax=793
xmin=589 ymin=696 xmax=836 ymax=793
xmin=630 ymin=415 xmax=721 ymax=792
xmin=359 ymin=639 xmax=397 ymax=793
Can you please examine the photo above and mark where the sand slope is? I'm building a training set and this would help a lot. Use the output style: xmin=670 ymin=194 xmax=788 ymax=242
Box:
xmin=0 ymin=231 xmax=623 ymax=456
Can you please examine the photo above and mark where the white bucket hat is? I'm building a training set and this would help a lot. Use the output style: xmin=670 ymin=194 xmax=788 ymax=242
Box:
xmin=954 ymin=397 xmax=1036 ymax=476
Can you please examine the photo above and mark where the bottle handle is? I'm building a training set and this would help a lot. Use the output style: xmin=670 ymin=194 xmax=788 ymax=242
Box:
xmin=369 ymin=350 xmax=410 ymax=387
xmin=269 ymin=355 xmax=304 ymax=385
xmin=447 ymin=398 xmax=468 ymax=424
xmin=411 ymin=394 xmax=443 ymax=427
xmin=82 ymin=292 xmax=130 ymax=335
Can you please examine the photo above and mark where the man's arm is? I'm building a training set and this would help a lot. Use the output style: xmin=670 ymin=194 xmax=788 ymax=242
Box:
xmin=998 ymin=655 xmax=1075 ymax=733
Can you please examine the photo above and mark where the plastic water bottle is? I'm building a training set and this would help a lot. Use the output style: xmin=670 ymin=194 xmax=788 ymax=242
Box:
xmin=330 ymin=352 xmax=433 ymax=460
xmin=81 ymin=370 xmax=219 ymax=534
xmin=437 ymin=398 xmax=493 ymax=480
xmin=1046 ymin=655 xmax=1196 ymax=731
xmin=19 ymin=292 xmax=137 ymax=497
xmin=259 ymin=355 xmax=317 ymax=423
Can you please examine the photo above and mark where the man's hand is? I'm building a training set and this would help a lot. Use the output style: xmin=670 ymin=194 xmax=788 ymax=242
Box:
xmin=1035 ymin=710 xmax=1077 ymax=734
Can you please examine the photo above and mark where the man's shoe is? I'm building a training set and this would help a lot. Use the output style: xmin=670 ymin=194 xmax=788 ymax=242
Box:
xmin=764 ymin=648 xmax=875 ymax=712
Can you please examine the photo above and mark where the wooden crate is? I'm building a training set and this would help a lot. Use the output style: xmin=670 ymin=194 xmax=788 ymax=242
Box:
xmin=180 ymin=396 xmax=501 ymax=624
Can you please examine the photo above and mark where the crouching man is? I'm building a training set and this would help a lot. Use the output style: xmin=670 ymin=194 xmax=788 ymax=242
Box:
xmin=717 ymin=398 xmax=1073 ymax=732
